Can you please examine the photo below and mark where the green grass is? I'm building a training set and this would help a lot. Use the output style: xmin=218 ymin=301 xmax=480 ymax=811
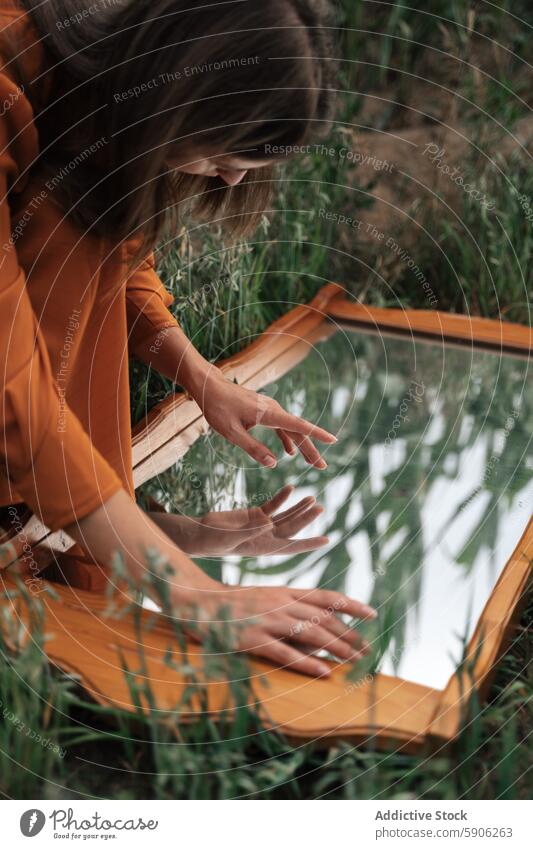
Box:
xmin=131 ymin=2 xmax=532 ymax=418
xmin=2 ymin=0 xmax=532 ymax=800
xmin=0 ymin=576 xmax=531 ymax=800
xmin=375 ymin=153 xmax=533 ymax=322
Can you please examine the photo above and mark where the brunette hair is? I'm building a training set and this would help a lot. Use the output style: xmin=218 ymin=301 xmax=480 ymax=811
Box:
xmin=14 ymin=0 xmax=337 ymax=256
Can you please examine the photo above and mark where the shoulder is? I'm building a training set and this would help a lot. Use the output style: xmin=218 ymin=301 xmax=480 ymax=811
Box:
xmin=0 ymin=0 xmax=26 ymax=19
xmin=0 ymin=0 xmax=51 ymax=89
xmin=0 ymin=0 xmax=32 ymax=53
xmin=0 ymin=2 xmax=45 ymax=191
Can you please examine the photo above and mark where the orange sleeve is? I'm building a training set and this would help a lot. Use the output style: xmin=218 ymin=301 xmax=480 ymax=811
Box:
xmin=125 ymin=251 xmax=180 ymax=357
xmin=0 ymin=73 xmax=124 ymax=531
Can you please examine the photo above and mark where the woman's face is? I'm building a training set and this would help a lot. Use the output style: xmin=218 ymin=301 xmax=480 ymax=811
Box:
xmin=169 ymin=152 xmax=274 ymax=186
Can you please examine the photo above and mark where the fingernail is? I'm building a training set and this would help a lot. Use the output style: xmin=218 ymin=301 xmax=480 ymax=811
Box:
xmin=263 ymin=455 xmax=277 ymax=468
xmin=316 ymin=459 xmax=328 ymax=470
xmin=362 ymin=606 xmax=378 ymax=619
xmin=316 ymin=663 xmax=330 ymax=677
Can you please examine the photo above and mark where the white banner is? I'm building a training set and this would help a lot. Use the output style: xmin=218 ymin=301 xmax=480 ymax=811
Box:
xmin=1 ymin=800 xmax=531 ymax=848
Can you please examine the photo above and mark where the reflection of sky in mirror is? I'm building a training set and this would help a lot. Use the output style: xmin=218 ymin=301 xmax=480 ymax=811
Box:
xmin=177 ymin=329 xmax=533 ymax=691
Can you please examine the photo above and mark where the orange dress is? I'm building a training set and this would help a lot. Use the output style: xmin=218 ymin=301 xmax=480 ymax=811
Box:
xmin=0 ymin=2 xmax=179 ymax=536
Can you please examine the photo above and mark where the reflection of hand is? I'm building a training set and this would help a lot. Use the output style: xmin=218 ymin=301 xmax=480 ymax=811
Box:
xmin=193 ymin=369 xmax=336 ymax=469
xmin=173 ymin=581 xmax=375 ymax=678
xmin=151 ymin=486 xmax=329 ymax=557
xmin=66 ymin=490 xmax=376 ymax=679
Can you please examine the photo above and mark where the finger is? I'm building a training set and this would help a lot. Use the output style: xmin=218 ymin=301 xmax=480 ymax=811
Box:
xmin=260 ymin=406 xmax=337 ymax=444
xmin=272 ymin=495 xmax=317 ymax=525
xmin=291 ymin=588 xmax=378 ymax=621
xmin=288 ymin=620 xmax=365 ymax=662
xmin=261 ymin=485 xmax=294 ymax=516
xmin=285 ymin=432 xmax=327 ymax=469
xmin=274 ymin=503 xmax=324 ymax=537
xmin=246 ymin=633 xmax=331 ymax=678
xmin=276 ymin=429 xmax=297 ymax=456
xmin=229 ymin=426 xmax=278 ymax=468
xmin=290 ymin=603 xmax=369 ymax=654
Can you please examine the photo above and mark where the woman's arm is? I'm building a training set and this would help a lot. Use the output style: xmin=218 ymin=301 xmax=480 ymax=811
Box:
xmin=134 ymin=324 xmax=337 ymax=469
xmin=124 ymin=251 xmax=336 ymax=468
xmin=148 ymin=486 xmax=329 ymax=557
xmin=65 ymin=488 xmax=217 ymax=597
xmin=65 ymin=489 xmax=376 ymax=678
xmin=131 ymin=319 xmax=222 ymax=395
xmin=0 ymin=162 xmax=124 ymax=532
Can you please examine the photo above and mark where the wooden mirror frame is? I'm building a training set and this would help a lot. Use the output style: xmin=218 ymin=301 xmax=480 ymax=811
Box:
xmin=1 ymin=284 xmax=531 ymax=753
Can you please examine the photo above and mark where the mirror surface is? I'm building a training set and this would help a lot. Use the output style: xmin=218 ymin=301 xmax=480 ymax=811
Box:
xmin=156 ymin=326 xmax=532 ymax=690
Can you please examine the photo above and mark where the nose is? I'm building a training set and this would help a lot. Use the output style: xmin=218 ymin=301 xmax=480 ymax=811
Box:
xmin=217 ymin=169 xmax=248 ymax=186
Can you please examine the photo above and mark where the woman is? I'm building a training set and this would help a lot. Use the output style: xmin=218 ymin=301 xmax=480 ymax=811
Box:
xmin=0 ymin=0 xmax=375 ymax=676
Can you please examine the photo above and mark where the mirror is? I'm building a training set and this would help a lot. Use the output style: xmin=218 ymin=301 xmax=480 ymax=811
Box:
xmin=157 ymin=326 xmax=532 ymax=691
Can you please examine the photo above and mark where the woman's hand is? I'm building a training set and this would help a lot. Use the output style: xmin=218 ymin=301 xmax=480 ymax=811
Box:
xmin=67 ymin=490 xmax=376 ymax=678
xmin=192 ymin=369 xmax=337 ymax=470
xmin=173 ymin=582 xmax=376 ymax=678
xmin=150 ymin=485 xmax=329 ymax=557
xmin=135 ymin=324 xmax=337 ymax=469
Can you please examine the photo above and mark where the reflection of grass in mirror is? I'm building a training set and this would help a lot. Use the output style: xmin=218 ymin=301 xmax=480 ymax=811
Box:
xmin=146 ymin=330 xmax=531 ymax=685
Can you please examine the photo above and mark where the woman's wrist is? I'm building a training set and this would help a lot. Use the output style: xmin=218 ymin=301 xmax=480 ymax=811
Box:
xmin=148 ymin=325 xmax=221 ymax=401
xmin=148 ymin=511 xmax=205 ymax=556
xmin=67 ymin=490 xmax=220 ymax=596
xmin=133 ymin=324 xmax=219 ymax=400
xmin=179 ymin=354 xmax=224 ymax=404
